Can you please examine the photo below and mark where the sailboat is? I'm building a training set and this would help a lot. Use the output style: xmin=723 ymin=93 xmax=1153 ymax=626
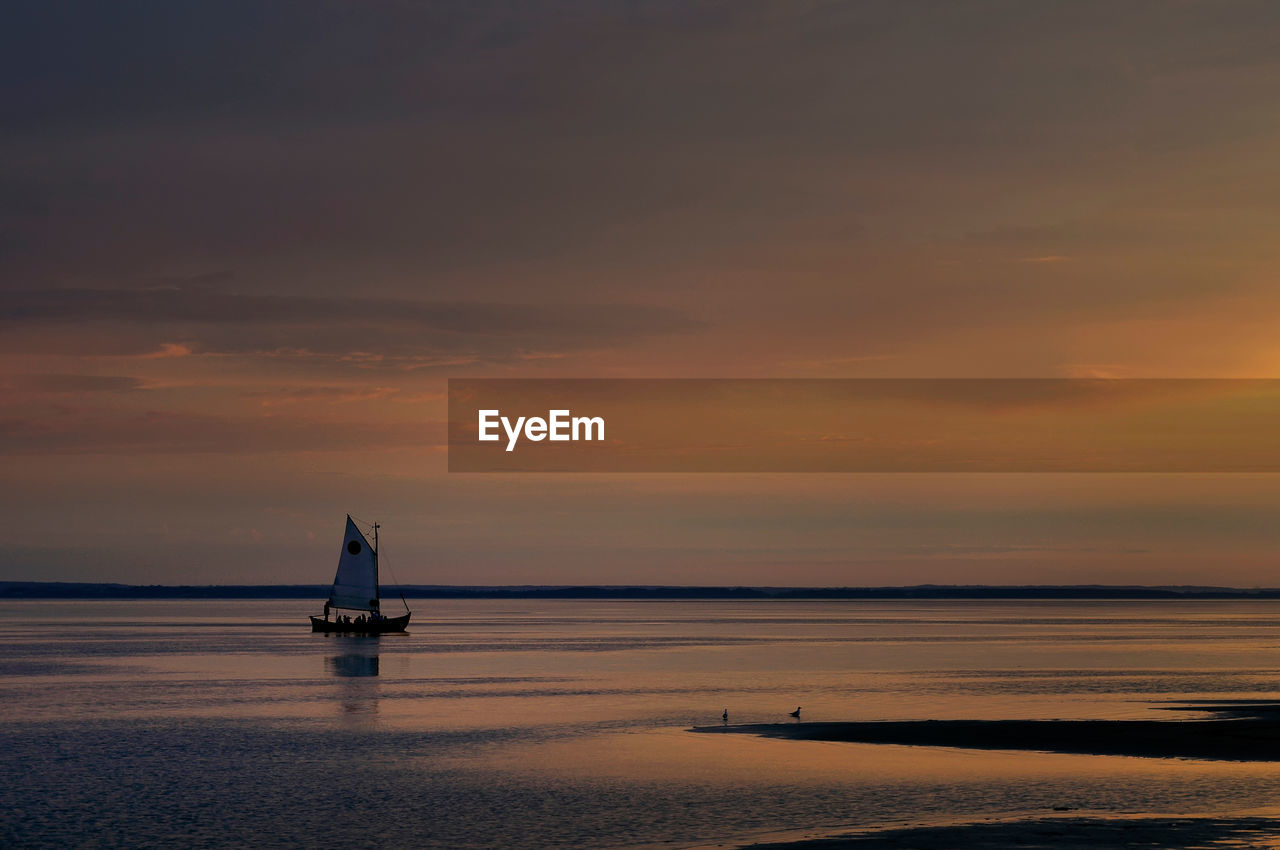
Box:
xmin=310 ymin=515 xmax=411 ymax=634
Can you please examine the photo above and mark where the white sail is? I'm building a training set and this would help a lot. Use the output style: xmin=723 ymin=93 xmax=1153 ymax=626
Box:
xmin=329 ymin=516 xmax=378 ymax=611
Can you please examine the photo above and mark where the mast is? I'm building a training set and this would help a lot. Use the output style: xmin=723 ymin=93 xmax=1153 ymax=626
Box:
xmin=373 ymin=521 xmax=380 ymax=608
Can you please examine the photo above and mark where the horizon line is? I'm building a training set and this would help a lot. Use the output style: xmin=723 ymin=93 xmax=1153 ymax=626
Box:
xmin=5 ymin=582 xmax=1280 ymax=600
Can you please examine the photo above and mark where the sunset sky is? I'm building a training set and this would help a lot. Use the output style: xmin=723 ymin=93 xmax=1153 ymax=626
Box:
xmin=6 ymin=1 xmax=1280 ymax=585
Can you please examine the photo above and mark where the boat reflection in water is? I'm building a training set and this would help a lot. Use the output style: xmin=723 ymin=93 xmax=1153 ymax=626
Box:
xmin=325 ymin=642 xmax=381 ymax=719
xmin=326 ymin=651 xmax=380 ymax=678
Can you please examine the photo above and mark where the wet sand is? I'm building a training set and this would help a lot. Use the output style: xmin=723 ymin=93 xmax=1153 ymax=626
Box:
xmin=700 ymin=704 xmax=1280 ymax=848
xmin=741 ymin=816 xmax=1280 ymax=849
xmin=694 ymin=703 xmax=1280 ymax=761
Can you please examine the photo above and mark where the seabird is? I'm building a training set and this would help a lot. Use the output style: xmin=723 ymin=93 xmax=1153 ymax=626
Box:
xmin=789 ymin=706 xmax=802 ymax=718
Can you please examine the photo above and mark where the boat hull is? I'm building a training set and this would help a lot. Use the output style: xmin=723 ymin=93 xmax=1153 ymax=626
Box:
xmin=310 ymin=612 xmax=411 ymax=634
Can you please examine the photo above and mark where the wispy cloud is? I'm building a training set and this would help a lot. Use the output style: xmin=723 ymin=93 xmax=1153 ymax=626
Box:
xmin=1 ymin=374 xmax=147 ymax=393
xmin=245 ymin=386 xmax=401 ymax=408
xmin=0 ymin=288 xmax=704 ymax=367
xmin=0 ymin=409 xmax=446 ymax=455
xmin=135 ymin=343 xmax=194 ymax=359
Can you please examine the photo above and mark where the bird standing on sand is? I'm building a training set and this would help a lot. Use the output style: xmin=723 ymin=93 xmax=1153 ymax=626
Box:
xmin=722 ymin=708 xmax=729 ymax=724
xmin=789 ymin=706 xmax=802 ymax=718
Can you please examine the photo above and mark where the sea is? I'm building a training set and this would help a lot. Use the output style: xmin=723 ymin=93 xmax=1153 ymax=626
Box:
xmin=5 ymin=599 xmax=1280 ymax=848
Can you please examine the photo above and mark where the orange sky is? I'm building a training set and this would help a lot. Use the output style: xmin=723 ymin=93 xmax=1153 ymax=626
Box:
xmin=5 ymin=2 xmax=1280 ymax=585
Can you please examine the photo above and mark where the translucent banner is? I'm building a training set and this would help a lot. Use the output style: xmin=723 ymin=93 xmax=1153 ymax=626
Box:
xmin=447 ymin=379 xmax=1280 ymax=472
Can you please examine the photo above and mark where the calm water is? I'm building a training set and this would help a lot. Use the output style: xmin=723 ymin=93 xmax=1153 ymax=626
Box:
xmin=5 ymin=599 xmax=1280 ymax=848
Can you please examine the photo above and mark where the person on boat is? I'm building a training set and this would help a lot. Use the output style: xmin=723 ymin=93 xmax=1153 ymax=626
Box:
xmin=323 ymin=601 xmax=331 ymax=621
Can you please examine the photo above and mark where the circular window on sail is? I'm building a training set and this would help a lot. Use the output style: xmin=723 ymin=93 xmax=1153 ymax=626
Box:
xmin=347 ymin=540 xmax=361 ymax=555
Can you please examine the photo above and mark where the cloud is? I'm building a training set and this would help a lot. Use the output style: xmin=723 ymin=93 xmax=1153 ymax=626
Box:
xmin=245 ymin=386 xmax=401 ymax=407
xmin=136 ymin=343 xmax=194 ymax=359
xmin=1 ymin=374 xmax=147 ymax=393
xmin=0 ymin=409 xmax=446 ymax=455
xmin=0 ymin=288 xmax=695 ymax=330
xmin=0 ymin=288 xmax=704 ymax=365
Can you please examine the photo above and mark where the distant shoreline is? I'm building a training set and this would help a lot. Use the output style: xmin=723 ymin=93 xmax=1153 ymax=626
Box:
xmin=5 ymin=582 xmax=1280 ymax=600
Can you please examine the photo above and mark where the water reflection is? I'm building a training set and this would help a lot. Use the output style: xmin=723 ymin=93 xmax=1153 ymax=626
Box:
xmin=326 ymin=653 xmax=380 ymax=678
xmin=324 ymin=639 xmax=380 ymax=719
